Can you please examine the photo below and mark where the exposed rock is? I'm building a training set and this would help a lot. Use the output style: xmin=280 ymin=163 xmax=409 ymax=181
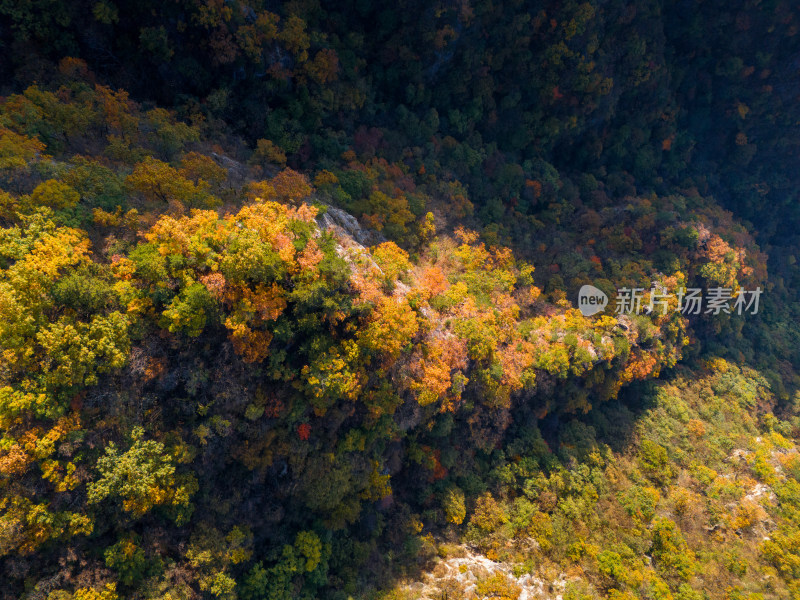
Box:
xmin=317 ymin=204 xmax=386 ymax=247
xmin=210 ymin=151 xmax=250 ymax=186
xmin=396 ymin=546 xmax=570 ymax=600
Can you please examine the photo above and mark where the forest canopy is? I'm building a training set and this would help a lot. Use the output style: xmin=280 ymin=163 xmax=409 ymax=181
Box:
xmin=1 ymin=1 xmax=800 ymax=599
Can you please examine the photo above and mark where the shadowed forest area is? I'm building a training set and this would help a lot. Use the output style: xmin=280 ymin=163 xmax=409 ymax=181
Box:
xmin=2 ymin=1 xmax=800 ymax=599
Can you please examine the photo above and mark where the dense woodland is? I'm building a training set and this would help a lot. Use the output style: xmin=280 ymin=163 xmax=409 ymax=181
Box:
xmin=1 ymin=1 xmax=800 ymax=599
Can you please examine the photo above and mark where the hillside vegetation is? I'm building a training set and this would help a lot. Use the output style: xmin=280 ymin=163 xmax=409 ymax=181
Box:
xmin=1 ymin=2 xmax=800 ymax=600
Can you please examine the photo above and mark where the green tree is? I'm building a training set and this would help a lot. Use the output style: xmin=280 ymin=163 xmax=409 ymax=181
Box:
xmin=87 ymin=427 xmax=197 ymax=524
